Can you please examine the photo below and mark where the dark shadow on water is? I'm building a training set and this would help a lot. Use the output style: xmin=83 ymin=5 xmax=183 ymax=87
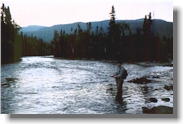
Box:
xmin=127 ymin=77 xmax=152 ymax=84
xmin=114 ymin=99 xmax=127 ymax=114
xmin=106 ymin=83 xmax=127 ymax=114
xmin=106 ymin=83 xmax=117 ymax=96
xmin=1 ymin=78 xmax=19 ymax=87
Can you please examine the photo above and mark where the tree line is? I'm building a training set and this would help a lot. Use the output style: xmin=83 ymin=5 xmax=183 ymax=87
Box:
xmin=52 ymin=6 xmax=173 ymax=62
xmin=1 ymin=3 xmax=51 ymax=64
xmin=20 ymin=33 xmax=51 ymax=56
xmin=1 ymin=3 xmax=21 ymax=64
xmin=1 ymin=4 xmax=172 ymax=64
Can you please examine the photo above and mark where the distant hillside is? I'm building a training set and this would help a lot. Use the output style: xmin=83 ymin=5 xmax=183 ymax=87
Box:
xmin=21 ymin=19 xmax=173 ymax=42
xmin=19 ymin=25 xmax=46 ymax=32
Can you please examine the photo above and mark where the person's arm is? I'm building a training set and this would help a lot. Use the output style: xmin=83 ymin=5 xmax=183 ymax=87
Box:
xmin=110 ymin=69 xmax=118 ymax=77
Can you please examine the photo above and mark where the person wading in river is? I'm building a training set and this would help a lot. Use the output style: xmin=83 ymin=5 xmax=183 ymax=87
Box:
xmin=111 ymin=61 xmax=125 ymax=102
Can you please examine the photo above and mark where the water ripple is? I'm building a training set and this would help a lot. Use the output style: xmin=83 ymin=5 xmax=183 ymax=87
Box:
xmin=1 ymin=56 xmax=173 ymax=114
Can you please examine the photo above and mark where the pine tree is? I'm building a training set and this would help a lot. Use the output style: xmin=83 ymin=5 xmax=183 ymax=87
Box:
xmin=107 ymin=5 xmax=116 ymax=59
xmin=142 ymin=12 xmax=152 ymax=62
xmin=109 ymin=5 xmax=115 ymax=28
xmin=95 ymin=26 xmax=99 ymax=36
xmin=86 ymin=22 xmax=92 ymax=33
xmin=5 ymin=6 xmax=12 ymax=24
xmin=53 ymin=30 xmax=59 ymax=57
xmin=1 ymin=3 xmax=21 ymax=64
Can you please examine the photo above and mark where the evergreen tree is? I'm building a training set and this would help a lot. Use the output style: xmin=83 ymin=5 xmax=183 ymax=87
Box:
xmin=155 ymin=33 xmax=161 ymax=62
xmin=53 ymin=30 xmax=59 ymax=57
xmin=86 ymin=22 xmax=92 ymax=33
xmin=109 ymin=6 xmax=115 ymax=28
xmin=95 ymin=26 xmax=99 ymax=36
xmin=107 ymin=5 xmax=116 ymax=59
xmin=142 ymin=12 xmax=152 ymax=61
xmin=1 ymin=3 xmax=21 ymax=64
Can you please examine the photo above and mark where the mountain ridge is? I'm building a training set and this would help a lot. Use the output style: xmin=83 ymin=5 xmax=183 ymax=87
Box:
xmin=20 ymin=25 xmax=46 ymax=32
xmin=20 ymin=19 xmax=173 ymax=42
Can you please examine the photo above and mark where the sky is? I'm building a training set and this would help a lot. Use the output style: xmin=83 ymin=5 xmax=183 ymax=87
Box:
xmin=2 ymin=0 xmax=173 ymax=27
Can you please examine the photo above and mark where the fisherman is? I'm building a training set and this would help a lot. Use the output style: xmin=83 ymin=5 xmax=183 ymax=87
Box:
xmin=111 ymin=61 xmax=125 ymax=102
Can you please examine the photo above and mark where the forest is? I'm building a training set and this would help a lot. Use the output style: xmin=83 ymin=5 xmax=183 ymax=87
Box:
xmin=1 ymin=4 xmax=173 ymax=64
xmin=1 ymin=3 xmax=51 ymax=64
xmin=51 ymin=6 xmax=173 ymax=62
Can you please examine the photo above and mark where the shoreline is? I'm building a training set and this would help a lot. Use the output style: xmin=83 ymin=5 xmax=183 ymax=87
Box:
xmin=52 ymin=56 xmax=173 ymax=67
xmin=3 ymin=55 xmax=173 ymax=67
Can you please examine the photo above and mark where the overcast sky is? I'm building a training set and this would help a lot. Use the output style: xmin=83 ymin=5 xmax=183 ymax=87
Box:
xmin=2 ymin=0 xmax=173 ymax=27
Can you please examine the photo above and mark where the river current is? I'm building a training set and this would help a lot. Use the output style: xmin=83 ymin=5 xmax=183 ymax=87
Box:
xmin=1 ymin=56 xmax=173 ymax=114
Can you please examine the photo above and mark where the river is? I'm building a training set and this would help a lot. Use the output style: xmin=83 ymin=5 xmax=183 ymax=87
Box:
xmin=1 ymin=56 xmax=173 ymax=114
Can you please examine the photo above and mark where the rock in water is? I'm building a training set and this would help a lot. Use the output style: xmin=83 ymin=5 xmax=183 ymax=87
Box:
xmin=149 ymin=98 xmax=158 ymax=103
xmin=162 ymin=98 xmax=170 ymax=102
xmin=164 ymin=85 xmax=173 ymax=91
xmin=142 ymin=106 xmax=173 ymax=114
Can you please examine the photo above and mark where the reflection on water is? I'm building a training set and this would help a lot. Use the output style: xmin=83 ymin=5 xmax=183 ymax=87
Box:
xmin=1 ymin=56 xmax=173 ymax=114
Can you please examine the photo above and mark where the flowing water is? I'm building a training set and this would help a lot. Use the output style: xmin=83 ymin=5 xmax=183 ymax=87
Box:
xmin=1 ymin=56 xmax=173 ymax=114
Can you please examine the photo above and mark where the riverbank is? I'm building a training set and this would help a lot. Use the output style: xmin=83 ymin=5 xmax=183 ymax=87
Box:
xmin=48 ymin=55 xmax=173 ymax=67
